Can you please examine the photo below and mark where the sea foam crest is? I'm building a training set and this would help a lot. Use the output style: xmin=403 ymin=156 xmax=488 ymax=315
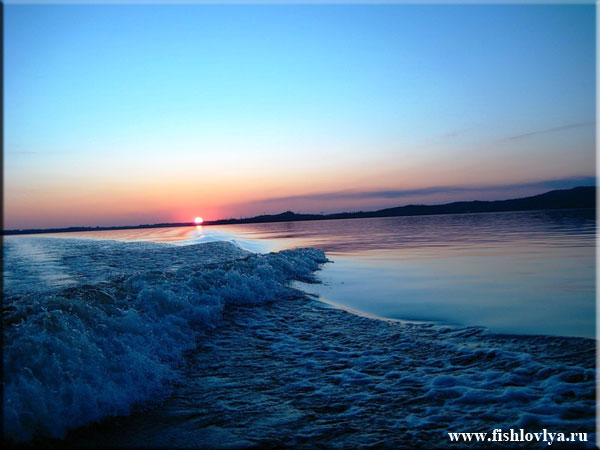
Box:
xmin=3 ymin=239 xmax=328 ymax=442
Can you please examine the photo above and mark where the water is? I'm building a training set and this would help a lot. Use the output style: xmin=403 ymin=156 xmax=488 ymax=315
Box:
xmin=37 ymin=209 xmax=596 ymax=338
xmin=3 ymin=209 xmax=596 ymax=447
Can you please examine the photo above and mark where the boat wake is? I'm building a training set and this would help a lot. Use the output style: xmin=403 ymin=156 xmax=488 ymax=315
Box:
xmin=2 ymin=237 xmax=595 ymax=448
xmin=3 ymin=237 xmax=327 ymax=442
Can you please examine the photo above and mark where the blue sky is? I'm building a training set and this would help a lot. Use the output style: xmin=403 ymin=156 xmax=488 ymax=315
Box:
xmin=4 ymin=3 xmax=596 ymax=228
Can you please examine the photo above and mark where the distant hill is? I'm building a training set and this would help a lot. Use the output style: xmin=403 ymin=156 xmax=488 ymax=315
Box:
xmin=3 ymin=186 xmax=595 ymax=235
xmin=209 ymin=186 xmax=595 ymax=225
xmin=364 ymin=185 xmax=596 ymax=218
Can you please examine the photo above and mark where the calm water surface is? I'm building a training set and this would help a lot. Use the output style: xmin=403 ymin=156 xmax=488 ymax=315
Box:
xmin=39 ymin=209 xmax=595 ymax=337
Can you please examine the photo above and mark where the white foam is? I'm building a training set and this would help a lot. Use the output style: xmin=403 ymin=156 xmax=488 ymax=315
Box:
xmin=3 ymin=237 xmax=328 ymax=442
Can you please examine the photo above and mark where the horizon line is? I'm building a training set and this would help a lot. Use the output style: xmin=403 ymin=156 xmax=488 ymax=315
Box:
xmin=3 ymin=184 xmax=595 ymax=235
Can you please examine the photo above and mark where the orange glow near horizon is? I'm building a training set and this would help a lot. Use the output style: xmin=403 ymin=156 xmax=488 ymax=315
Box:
xmin=2 ymin=146 xmax=595 ymax=230
xmin=3 ymin=169 xmax=595 ymax=230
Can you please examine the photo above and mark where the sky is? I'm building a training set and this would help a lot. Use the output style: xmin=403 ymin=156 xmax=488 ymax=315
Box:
xmin=4 ymin=3 xmax=596 ymax=229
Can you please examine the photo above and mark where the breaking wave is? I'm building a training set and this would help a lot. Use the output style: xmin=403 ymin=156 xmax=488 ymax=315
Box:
xmin=3 ymin=237 xmax=328 ymax=442
xmin=2 ymin=236 xmax=595 ymax=448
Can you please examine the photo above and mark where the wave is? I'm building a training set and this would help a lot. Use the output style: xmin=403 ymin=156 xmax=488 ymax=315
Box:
xmin=3 ymin=237 xmax=328 ymax=442
xmin=3 ymin=237 xmax=595 ymax=447
xmin=53 ymin=293 xmax=596 ymax=448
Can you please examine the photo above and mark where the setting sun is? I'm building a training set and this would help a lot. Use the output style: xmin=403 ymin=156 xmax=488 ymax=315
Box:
xmin=194 ymin=217 xmax=203 ymax=225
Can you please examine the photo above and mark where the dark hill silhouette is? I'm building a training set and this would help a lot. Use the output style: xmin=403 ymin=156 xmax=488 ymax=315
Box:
xmin=209 ymin=186 xmax=595 ymax=224
xmin=3 ymin=186 xmax=595 ymax=235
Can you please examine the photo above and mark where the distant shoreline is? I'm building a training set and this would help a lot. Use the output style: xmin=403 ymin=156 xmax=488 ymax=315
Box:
xmin=3 ymin=186 xmax=595 ymax=236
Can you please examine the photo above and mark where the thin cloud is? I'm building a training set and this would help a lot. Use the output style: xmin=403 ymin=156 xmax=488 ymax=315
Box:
xmin=263 ymin=176 xmax=596 ymax=204
xmin=499 ymin=122 xmax=594 ymax=143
